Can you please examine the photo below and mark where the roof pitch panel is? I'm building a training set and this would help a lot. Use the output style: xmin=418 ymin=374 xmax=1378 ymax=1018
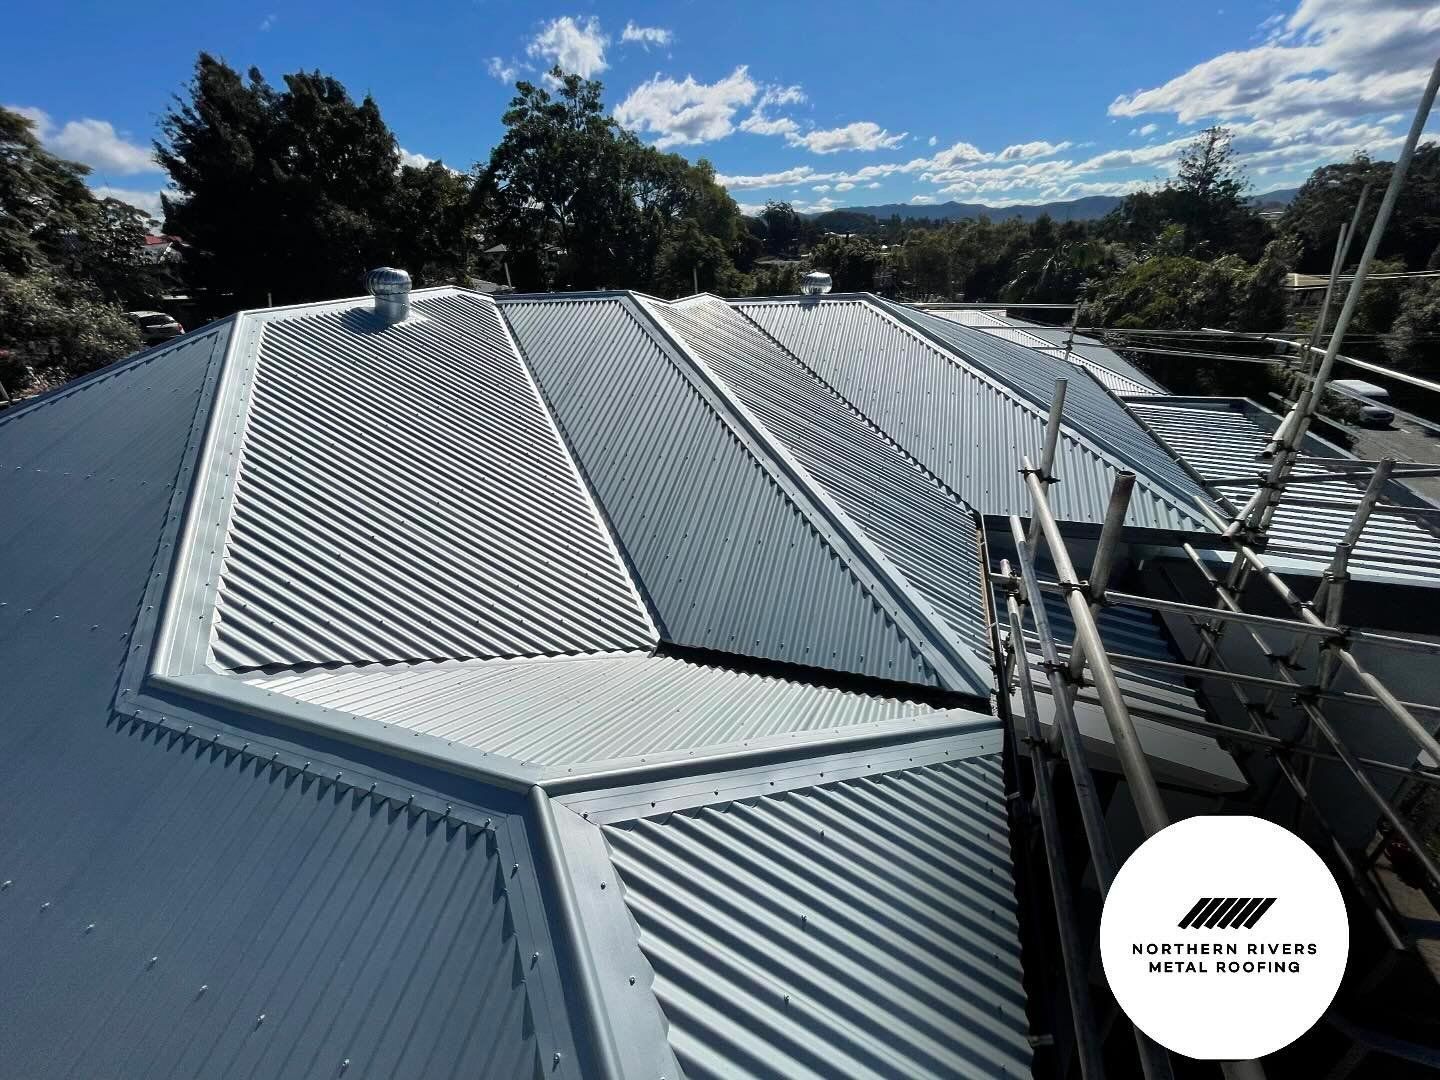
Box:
xmin=500 ymin=295 xmax=948 ymax=691
xmin=209 ymin=292 xmax=654 ymax=670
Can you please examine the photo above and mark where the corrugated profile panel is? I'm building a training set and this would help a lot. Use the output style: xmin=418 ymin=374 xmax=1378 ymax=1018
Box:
xmin=921 ymin=308 xmax=1165 ymax=396
xmin=1130 ymin=398 xmax=1440 ymax=583
xmin=246 ymin=652 xmax=939 ymax=767
xmin=0 ymin=326 xmax=569 ymax=1078
xmin=0 ymin=733 xmax=548 ymax=1080
xmin=500 ymin=296 xmax=942 ymax=689
xmin=894 ymin=302 xmax=1199 ymax=498
xmin=212 ymin=292 xmax=654 ymax=670
xmin=647 ymin=296 xmax=992 ymax=674
xmin=603 ymin=756 xmax=1032 ymax=1079
xmin=736 ymin=297 xmax=1210 ymax=532
xmin=0 ymin=322 xmax=230 ymax=476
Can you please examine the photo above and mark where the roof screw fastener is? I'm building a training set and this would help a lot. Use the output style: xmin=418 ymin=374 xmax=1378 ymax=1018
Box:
xmin=340 ymin=1059 xmax=350 ymax=1073
xmin=628 ymin=976 xmax=636 ymax=986
xmin=532 ymin=952 xmax=540 ymax=964
xmin=1 ymin=880 xmax=10 ymax=890
xmin=85 ymin=923 xmax=96 ymax=934
xmin=553 ymin=1052 xmax=562 ymax=1067
xmin=147 ymin=956 xmax=158 ymax=968
xmin=198 ymin=985 xmax=208 ymax=996
xmin=40 ymin=902 xmax=50 ymax=912
xmin=255 ymin=1013 xmax=265 ymax=1027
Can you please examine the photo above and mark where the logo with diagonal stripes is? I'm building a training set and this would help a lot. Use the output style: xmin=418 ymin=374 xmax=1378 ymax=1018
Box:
xmin=1178 ymin=897 xmax=1276 ymax=929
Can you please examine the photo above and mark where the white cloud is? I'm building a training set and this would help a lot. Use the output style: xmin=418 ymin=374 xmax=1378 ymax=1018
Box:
xmin=910 ymin=194 xmax=938 ymax=204
xmin=928 ymin=135 xmax=938 ymax=146
xmin=996 ymin=139 xmax=1072 ymax=160
xmin=615 ymin=66 xmax=757 ymax=148
xmin=812 ymin=184 xmax=831 ymax=192
xmin=758 ymin=84 xmax=806 ymax=108
xmin=486 ymin=57 xmax=518 ymax=83
xmin=834 ymin=181 xmax=855 ymax=191
xmin=527 ymin=15 xmax=609 ymax=78
xmin=92 ymin=186 xmax=163 ymax=218
xmin=399 ymin=148 xmax=433 ymax=169
xmin=787 ymin=120 xmax=907 ymax=154
xmin=259 ymin=13 xmax=276 ymax=31
xmin=716 ymin=165 xmax=821 ymax=190
xmin=738 ymin=110 xmax=799 ymax=138
xmin=621 ymin=21 xmax=673 ymax=48
xmin=927 ymin=140 xmax=990 ymax=168
xmin=1131 ymin=122 xmax=1159 ymax=136
xmin=1110 ymin=0 xmax=1440 ymax=125
xmin=866 ymin=181 xmax=882 ymax=189
xmin=9 ymin=106 xmax=157 ymax=174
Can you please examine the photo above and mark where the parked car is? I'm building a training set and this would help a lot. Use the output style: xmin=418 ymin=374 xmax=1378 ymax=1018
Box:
xmin=126 ymin=310 xmax=184 ymax=345
xmin=1331 ymin=378 xmax=1395 ymax=427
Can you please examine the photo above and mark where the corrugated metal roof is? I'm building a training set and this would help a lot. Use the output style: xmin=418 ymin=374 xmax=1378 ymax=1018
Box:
xmin=1129 ymin=397 xmax=1440 ymax=584
xmin=245 ymin=652 xmax=948 ymax=770
xmin=601 ymin=752 xmax=1032 ymax=1079
xmin=0 ymin=328 xmax=577 ymax=1079
xmin=499 ymin=294 xmax=948 ymax=692
xmin=892 ymin=302 xmax=1199 ymax=497
xmin=646 ymin=295 xmax=992 ymax=678
xmin=209 ymin=291 xmax=654 ymax=670
xmin=733 ymin=295 xmax=1212 ymax=533
xmin=919 ymin=308 xmax=1165 ymax=396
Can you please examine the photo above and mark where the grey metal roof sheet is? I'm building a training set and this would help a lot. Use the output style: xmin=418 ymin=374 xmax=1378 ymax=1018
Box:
xmin=208 ymin=291 xmax=654 ymax=670
xmin=1128 ymin=397 xmax=1440 ymax=585
xmin=893 ymin=301 xmax=1197 ymax=495
xmin=646 ymin=295 xmax=992 ymax=681
xmin=733 ymin=296 xmax=1213 ymax=534
xmin=245 ymin=652 xmax=957 ymax=773
xmin=921 ymin=308 xmax=1166 ymax=396
xmin=499 ymin=294 xmax=951 ymax=692
xmin=0 ymin=329 xmax=578 ymax=1079
xmin=598 ymin=748 xmax=1031 ymax=1079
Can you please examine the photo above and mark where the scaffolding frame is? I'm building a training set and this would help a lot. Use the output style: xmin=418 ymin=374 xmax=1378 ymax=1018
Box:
xmin=998 ymin=59 xmax=1440 ymax=1077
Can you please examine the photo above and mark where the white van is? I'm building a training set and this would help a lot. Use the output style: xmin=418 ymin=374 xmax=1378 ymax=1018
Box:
xmin=1331 ymin=378 xmax=1395 ymax=427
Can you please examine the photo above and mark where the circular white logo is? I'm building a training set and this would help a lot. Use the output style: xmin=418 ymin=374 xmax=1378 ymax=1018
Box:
xmin=1100 ymin=815 xmax=1348 ymax=1060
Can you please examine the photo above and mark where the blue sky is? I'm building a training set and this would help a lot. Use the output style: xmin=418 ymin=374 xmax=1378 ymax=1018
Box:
xmin=4 ymin=0 xmax=1438 ymax=220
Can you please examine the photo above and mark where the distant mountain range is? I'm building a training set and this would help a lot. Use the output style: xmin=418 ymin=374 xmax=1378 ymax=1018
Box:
xmin=810 ymin=187 xmax=1300 ymax=225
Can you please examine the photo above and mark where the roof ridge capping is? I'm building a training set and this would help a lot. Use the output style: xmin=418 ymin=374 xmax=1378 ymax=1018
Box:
xmin=633 ymin=293 xmax=994 ymax=699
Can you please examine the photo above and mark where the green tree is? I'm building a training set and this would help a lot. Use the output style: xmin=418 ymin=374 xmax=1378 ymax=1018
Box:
xmin=1386 ymin=279 xmax=1440 ymax=374
xmin=0 ymin=106 xmax=148 ymax=399
xmin=0 ymin=106 xmax=101 ymax=275
xmin=755 ymin=201 xmax=815 ymax=258
xmin=1100 ymin=127 xmax=1267 ymax=260
xmin=479 ymin=68 xmax=749 ymax=293
xmin=1279 ymin=146 xmax=1440 ymax=273
xmin=157 ymin=53 xmax=470 ymax=306
xmin=0 ymin=270 xmax=139 ymax=396
xmin=809 ymin=234 xmax=881 ymax=292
